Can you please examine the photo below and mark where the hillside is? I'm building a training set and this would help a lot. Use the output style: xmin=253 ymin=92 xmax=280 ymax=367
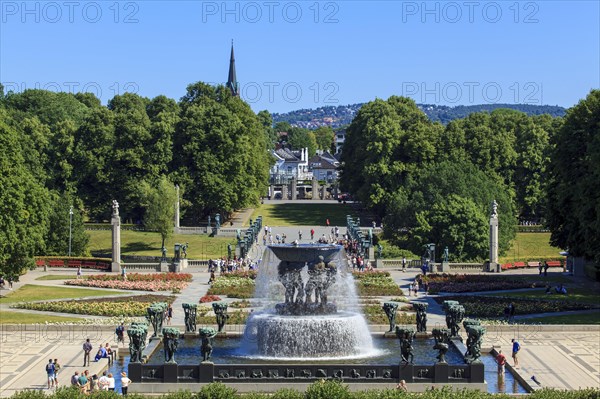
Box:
xmin=272 ymin=103 xmax=566 ymax=129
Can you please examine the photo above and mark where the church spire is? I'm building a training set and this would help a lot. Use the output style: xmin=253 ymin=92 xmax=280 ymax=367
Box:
xmin=227 ymin=40 xmax=239 ymax=97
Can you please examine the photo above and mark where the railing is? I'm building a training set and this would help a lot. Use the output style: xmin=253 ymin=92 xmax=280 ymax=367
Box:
xmin=449 ymin=263 xmax=485 ymax=271
xmin=187 ymin=260 xmax=210 ymax=268
xmin=177 ymin=227 xmax=209 ymax=235
xmin=123 ymin=263 xmax=160 ymax=272
xmin=380 ymin=259 xmax=423 ymax=268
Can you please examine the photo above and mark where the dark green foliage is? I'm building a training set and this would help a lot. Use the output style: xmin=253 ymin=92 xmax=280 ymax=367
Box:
xmin=195 ymin=382 xmax=237 ymax=399
xmin=305 ymin=380 xmax=351 ymax=399
xmin=44 ymin=192 xmax=89 ymax=256
xmin=270 ymin=388 xmax=304 ymax=399
xmin=546 ymin=90 xmax=600 ymax=265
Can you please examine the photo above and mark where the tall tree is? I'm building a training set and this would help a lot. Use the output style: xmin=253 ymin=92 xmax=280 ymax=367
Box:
xmin=287 ymin=127 xmax=317 ymax=156
xmin=44 ymin=192 xmax=89 ymax=256
xmin=0 ymin=109 xmax=51 ymax=275
xmin=313 ymin=126 xmax=335 ymax=152
xmin=140 ymin=176 xmax=177 ymax=250
xmin=546 ymin=90 xmax=600 ymax=264
xmin=257 ymin=110 xmax=276 ymax=149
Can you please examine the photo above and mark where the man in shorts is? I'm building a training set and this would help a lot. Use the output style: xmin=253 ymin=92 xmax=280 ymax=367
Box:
xmin=45 ymin=359 xmax=55 ymax=389
xmin=496 ymin=350 xmax=507 ymax=374
xmin=511 ymin=339 xmax=521 ymax=368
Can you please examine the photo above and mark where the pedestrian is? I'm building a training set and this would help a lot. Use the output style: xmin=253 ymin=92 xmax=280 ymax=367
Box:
xmin=508 ymin=303 xmax=516 ymax=323
xmin=298 ymin=230 xmax=302 ymax=240
xmin=402 ymin=257 xmax=407 ymax=272
xmin=90 ymin=374 xmax=99 ymax=392
xmin=45 ymin=359 xmax=55 ymax=389
xmin=310 ymin=229 xmax=315 ymax=240
xmin=98 ymin=372 xmax=109 ymax=391
xmin=76 ymin=266 xmax=82 ymax=279
xmin=396 ymin=379 xmax=408 ymax=391
xmin=511 ymin=339 xmax=521 ymax=368
xmin=543 ymin=261 xmax=549 ymax=276
xmin=78 ymin=370 xmax=90 ymax=394
xmin=496 ymin=350 xmax=507 ymax=373
xmin=82 ymin=338 xmax=93 ymax=366
xmin=538 ymin=261 xmax=543 ymax=275
xmin=122 ymin=265 xmax=127 ymax=281
xmin=121 ymin=372 xmax=132 ymax=396
xmin=116 ymin=323 xmax=125 ymax=346
xmin=326 ymin=218 xmax=330 ymax=227
xmin=70 ymin=371 xmax=80 ymax=386
xmin=166 ymin=303 xmax=173 ymax=325
xmin=53 ymin=358 xmax=61 ymax=387
xmin=107 ymin=373 xmax=116 ymax=391
xmin=412 ymin=281 xmax=418 ymax=297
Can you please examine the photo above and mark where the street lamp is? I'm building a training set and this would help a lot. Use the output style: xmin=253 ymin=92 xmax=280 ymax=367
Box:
xmin=68 ymin=206 xmax=74 ymax=257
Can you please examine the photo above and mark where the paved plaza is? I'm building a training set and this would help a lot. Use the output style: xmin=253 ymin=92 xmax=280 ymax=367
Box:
xmin=0 ymin=228 xmax=599 ymax=396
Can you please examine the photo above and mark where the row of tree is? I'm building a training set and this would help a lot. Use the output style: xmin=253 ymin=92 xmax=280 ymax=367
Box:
xmin=0 ymin=83 xmax=273 ymax=275
xmin=339 ymin=94 xmax=576 ymax=262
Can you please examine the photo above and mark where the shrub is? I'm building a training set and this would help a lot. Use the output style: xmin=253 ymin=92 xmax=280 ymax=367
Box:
xmin=353 ymin=272 xmax=403 ymax=296
xmin=305 ymin=380 xmax=351 ymax=399
xmin=208 ymin=277 xmax=255 ymax=298
xmin=271 ymin=388 xmax=304 ymax=399
xmin=10 ymin=390 xmax=48 ymax=399
xmin=195 ymin=382 xmax=237 ymax=399
xmin=160 ymin=390 xmax=193 ymax=399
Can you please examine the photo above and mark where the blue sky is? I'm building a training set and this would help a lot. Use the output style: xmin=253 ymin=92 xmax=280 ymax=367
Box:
xmin=1 ymin=1 xmax=598 ymax=113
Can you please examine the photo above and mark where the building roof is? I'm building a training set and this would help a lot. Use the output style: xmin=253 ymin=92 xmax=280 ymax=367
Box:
xmin=226 ymin=41 xmax=239 ymax=97
xmin=308 ymin=154 xmax=338 ymax=170
xmin=274 ymin=148 xmax=301 ymax=162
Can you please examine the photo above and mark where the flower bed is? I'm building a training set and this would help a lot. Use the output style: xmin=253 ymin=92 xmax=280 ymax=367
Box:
xmin=197 ymin=309 xmax=250 ymax=325
xmin=85 ymin=273 xmax=192 ymax=282
xmin=424 ymin=273 xmax=535 ymax=293
xmin=64 ymin=279 xmax=189 ymax=292
xmin=230 ymin=300 xmax=253 ymax=308
xmin=352 ymin=271 xmax=403 ymax=296
xmin=220 ymin=270 xmax=257 ymax=280
xmin=434 ymin=295 xmax=593 ymax=318
xmin=199 ymin=295 xmax=222 ymax=303
xmin=11 ymin=295 xmax=174 ymax=317
xmin=207 ymin=276 xmax=255 ymax=299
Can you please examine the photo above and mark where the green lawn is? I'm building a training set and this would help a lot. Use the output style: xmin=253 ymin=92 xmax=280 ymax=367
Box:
xmin=0 ymin=284 xmax=129 ymax=304
xmin=489 ymin=288 xmax=600 ymax=306
xmin=86 ymin=230 xmax=236 ymax=259
xmin=501 ymin=232 xmax=564 ymax=263
xmin=0 ymin=310 xmax=82 ymax=324
xmin=520 ymin=311 xmax=600 ymax=325
xmin=248 ymin=203 xmax=357 ymax=227
xmin=35 ymin=275 xmax=77 ymax=281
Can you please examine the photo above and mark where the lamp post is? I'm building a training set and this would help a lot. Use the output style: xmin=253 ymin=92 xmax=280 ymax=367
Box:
xmin=68 ymin=206 xmax=74 ymax=257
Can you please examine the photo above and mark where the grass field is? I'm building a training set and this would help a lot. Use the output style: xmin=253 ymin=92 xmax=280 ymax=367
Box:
xmin=500 ymin=233 xmax=563 ymax=263
xmin=0 ymin=310 xmax=82 ymax=324
xmin=520 ymin=311 xmax=600 ymax=325
xmin=35 ymin=275 xmax=78 ymax=281
xmin=489 ymin=288 xmax=600 ymax=306
xmin=248 ymin=203 xmax=357 ymax=227
xmin=0 ymin=284 xmax=129 ymax=304
xmin=87 ymin=230 xmax=236 ymax=259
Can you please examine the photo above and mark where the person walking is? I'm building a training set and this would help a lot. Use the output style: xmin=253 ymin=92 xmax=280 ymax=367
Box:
xmin=45 ymin=359 xmax=55 ymax=389
xmin=115 ymin=323 xmax=125 ymax=346
xmin=511 ymin=339 xmax=521 ymax=368
xmin=496 ymin=350 xmax=507 ymax=374
xmin=310 ymin=229 xmax=315 ymax=240
xmin=326 ymin=218 xmax=330 ymax=227
xmin=53 ymin=358 xmax=61 ymax=387
xmin=298 ymin=230 xmax=302 ymax=240
xmin=402 ymin=257 xmax=407 ymax=272
xmin=82 ymin=338 xmax=93 ymax=366
xmin=166 ymin=304 xmax=173 ymax=325
xmin=76 ymin=266 xmax=82 ymax=279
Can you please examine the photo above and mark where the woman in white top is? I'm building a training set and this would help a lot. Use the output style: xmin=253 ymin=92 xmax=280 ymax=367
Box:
xmin=121 ymin=372 xmax=132 ymax=396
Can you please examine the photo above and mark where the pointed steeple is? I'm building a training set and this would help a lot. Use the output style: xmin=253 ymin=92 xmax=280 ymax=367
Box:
xmin=227 ymin=40 xmax=239 ymax=97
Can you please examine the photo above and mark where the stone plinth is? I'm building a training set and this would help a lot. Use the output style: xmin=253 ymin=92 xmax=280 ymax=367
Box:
xmin=111 ymin=201 xmax=121 ymax=273
xmin=291 ymin=177 xmax=297 ymax=200
xmin=312 ymin=177 xmax=319 ymax=200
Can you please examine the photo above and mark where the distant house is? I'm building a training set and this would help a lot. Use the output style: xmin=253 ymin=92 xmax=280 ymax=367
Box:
xmin=270 ymin=147 xmax=310 ymax=183
xmin=308 ymin=151 xmax=339 ymax=183
xmin=335 ymin=129 xmax=346 ymax=154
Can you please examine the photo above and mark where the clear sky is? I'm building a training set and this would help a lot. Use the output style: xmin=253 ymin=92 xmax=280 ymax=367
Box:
xmin=1 ymin=1 xmax=598 ymax=113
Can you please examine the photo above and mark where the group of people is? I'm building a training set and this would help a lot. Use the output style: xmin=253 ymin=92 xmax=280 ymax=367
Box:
xmin=0 ymin=274 xmax=14 ymax=289
xmin=546 ymin=283 xmax=568 ymax=295
xmin=496 ymin=339 xmax=521 ymax=374
xmin=83 ymin=338 xmax=114 ymax=364
xmin=69 ymin=370 xmax=130 ymax=395
xmin=208 ymin=256 xmax=259 ymax=274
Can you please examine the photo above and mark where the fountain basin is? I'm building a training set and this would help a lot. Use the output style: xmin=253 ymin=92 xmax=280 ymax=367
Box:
xmin=268 ymin=244 xmax=341 ymax=263
xmin=247 ymin=311 xmax=376 ymax=359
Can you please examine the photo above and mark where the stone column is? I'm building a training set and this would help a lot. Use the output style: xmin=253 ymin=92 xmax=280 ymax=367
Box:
xmin=291 ymin=176 xmax=297 ymax=200
xmin=111 ymin=200 xmax=121 ymax=273
xmin=174 ymin=184 xmax=180 ymax=233
xmin=489 ymin=200 xmax=499 ymax=272
xmin=281 ymin=184 xmax=288 ymax=200
xmin=321 ymin=184 xmax=327 ymax=200
xmin=270 ymin=184 xmax=275 ymax=199
xmin=312 ymin=177 xmax=319 ymax=200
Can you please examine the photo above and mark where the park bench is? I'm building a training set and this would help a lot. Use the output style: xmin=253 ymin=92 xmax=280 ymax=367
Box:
xmin=96 ymin=262 xmax=111 ymax=270
xmin=82 ymin=261 xmax=98 ymax=268
xmin=546 ymin=260 xmax=562 ymax=268
xmin=48 ymin=260 xmax=65 ymax=267
xmin=67 ymin=260 xmax=82 ymax=267
xmin=527 ymin=261 xmax=541 ymax=268
xmin=501 ymin=263 xmax=514 ymax=270
xmin=513 ymin=262 xmax=526 ymax=269
xmin=35 ymin=259 xmax=46 ymax=267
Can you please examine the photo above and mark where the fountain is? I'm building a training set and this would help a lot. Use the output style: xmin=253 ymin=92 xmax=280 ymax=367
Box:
xmin=241 ymin=243 xmax=377 ymax=359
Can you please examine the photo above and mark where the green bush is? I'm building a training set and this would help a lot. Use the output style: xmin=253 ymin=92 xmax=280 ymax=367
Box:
xmin=195 ymin=382 xmax=237 ymax=399
xmin=271 ymin=388 xmax=304 ymax=399
xmin=52 ymin=386 xmax=86 ymax=399
xmin=10 ymin=390 xmax=48 ymax=399
xmin=305 ymin=380 xmax=351 ymax=399
xmin=161 ymin=390 xmax=193 ymax=399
